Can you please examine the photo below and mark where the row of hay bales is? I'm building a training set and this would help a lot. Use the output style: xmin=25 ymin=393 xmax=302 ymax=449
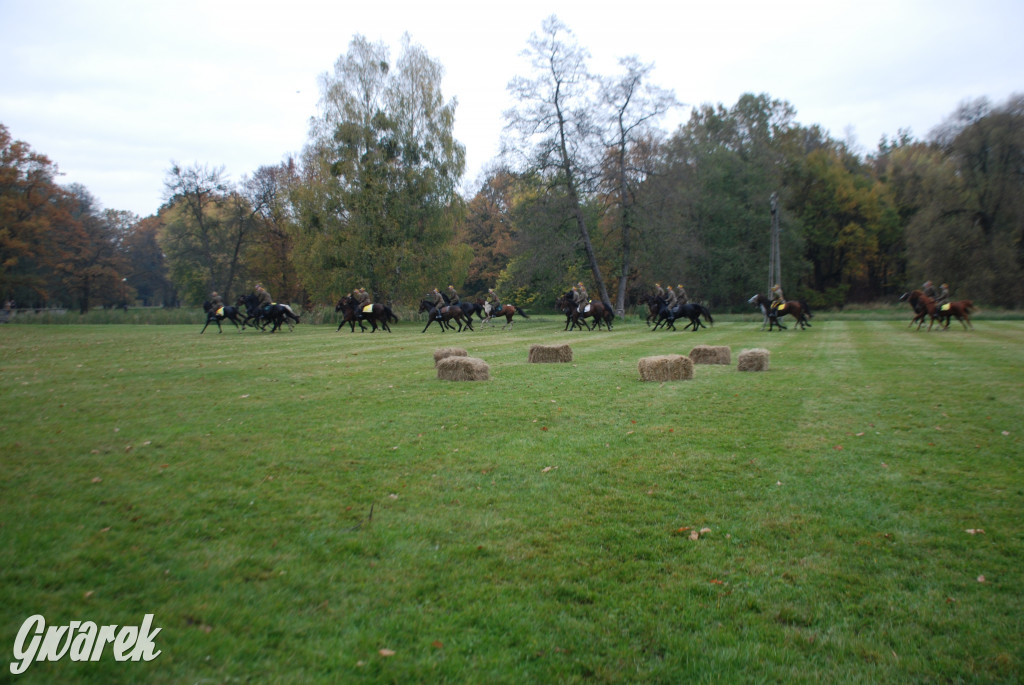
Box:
xmin=434 ymin=344 xmax=769 ymax=382
xmin=638 ymin=345 xmax=770 ymax=381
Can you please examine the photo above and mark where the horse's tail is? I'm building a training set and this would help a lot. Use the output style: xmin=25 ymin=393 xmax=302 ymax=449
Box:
xmin=385 ymin=305 xmax=398 ymax=323
xmin=515 ymin=306 xmax=529 ymax=319
xmin=801 ymin=300 xmax=814 ymax=318
xmin=702 ymin=305 xmax=714 ymax=324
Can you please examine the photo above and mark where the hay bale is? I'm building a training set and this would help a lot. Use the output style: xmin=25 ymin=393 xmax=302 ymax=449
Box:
xmin=437 ymin=356 xmax=490 ymax=381
xmin=433 ymin=347 xmax=468 ymax=367
xmin=528 ymin=343 xmax=573 ymax=363
xmin=737 ymin=348 xmax=770 ymax=372
xmin=689 ymin=345 xmax=731 ymax=365
xmin=637 ymin=354 xmax=694 ymax=382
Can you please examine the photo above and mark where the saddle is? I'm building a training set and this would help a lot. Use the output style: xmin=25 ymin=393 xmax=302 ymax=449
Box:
xmin=215 ymin=306 xmax=225 ymax=317
xmin=940 ymin=303 xmax=951 ymax=312
xmin=361 ymin=303 xmax=374 ymax=313
xmin=774 ymin=302 xmax=787 ymax=313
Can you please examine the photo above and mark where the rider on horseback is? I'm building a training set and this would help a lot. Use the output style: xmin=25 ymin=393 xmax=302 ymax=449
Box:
xmin=256 ymin=284 xmax=273 ymax=314
xmin=447 ymin=285 xmax=460 ymax=305
xmin=432 ymin=288 xmax=445 ymax=320
xmin=770 ymin=284 xmax=784 ymax=312
xmin=486 ymin=288 xmax=501 ymax=314
xmin=936 ymin=282 xmax=950 ymax=305
xmin=210 ymin=291 xmax=224 ymax=312
xmin=573 ymin=282 xmax=588 ymax=313
xmin=664 ymin=285 xmax=678 ymax=309
xmin=355 ymin=288 xmax=371 ymax=320
xmin=677 ymin=284 xmax=688 ymax=305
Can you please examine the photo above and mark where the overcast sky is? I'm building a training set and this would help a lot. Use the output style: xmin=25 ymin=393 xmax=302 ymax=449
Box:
xmin=2 ymin=0 xmax=1022 ymax=217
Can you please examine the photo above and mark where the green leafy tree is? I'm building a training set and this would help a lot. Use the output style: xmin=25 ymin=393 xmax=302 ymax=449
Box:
xmin=299 ymin=34 xmax=467 ymax=304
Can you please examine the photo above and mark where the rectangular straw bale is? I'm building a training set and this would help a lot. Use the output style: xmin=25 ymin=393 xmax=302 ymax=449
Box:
xmin=434 ymin=347 xmax=468 ymax=366
xmin=688 ymin=345 xmax=732 ymax=364
xmin=637 ymin=354 xmax=694 ymax=382
xmin=437 ymin=356 xmax=490 ymax=381
xmin=737 ymin=348 xmax=770 ymax=372
xmin=528 ymin=343 xmax=573 ymax=363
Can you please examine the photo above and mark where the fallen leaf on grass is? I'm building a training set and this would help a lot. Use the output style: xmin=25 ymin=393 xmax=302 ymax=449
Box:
xmin=965 ymin=529 xmax=986 ymax=535
xmin=91 ymin=477 xmax=102 ymax=483
xmin=431 ymin=640 xmax=444 ymax=649
xmin=710 ymin=579 xmax=725 ymax=585
xmin=977 ymin=575 xmax=986 ymax=583
xmin=379 ymin=648 xmax=395 ymax=657
xmin=541 ymin=466 xmax=557 ymax=473
xmin=689 ymin=530 xmax=700 ymax=541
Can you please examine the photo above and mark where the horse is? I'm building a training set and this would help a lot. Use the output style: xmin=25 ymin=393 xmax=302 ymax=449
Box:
xmin=236 ymin=293 xmax=300 ymax=332
xmin=335 ymin=296 xmax=397 ymax=333
xmin=457 ymin=300 xmax=487 ymax=321
xmin=201 ymin=301 xmax=245 ymax=334
xmin=651 ymin=298 xmax=713 ymax=332
xmin=898 ymin=290 xmax=941 ymax=331
xmin=935 ymin=300 xmax=975 ymax=330
xmin=748 ymin=293 xmax=812 ymax=331
xmin=556 ymin=293 xmax=614 ymax=331
xmin=476 ymin=299 xmax=529 ymax=330
xmin=418 ymin=300 xmax=474 ymax=332
xmin=638 ymin=294 xmax=668 ymax=327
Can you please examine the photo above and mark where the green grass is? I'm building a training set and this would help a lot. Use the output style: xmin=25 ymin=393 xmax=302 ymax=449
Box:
xmin=1 ymin=316 xmax=1022 ymax=683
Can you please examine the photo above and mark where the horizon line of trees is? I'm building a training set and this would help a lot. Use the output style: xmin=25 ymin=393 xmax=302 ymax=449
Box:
xmin=3 ymin=17 xmax=1022 ymax=315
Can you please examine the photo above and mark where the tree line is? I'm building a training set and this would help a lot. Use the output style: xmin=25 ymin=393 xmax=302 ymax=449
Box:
xmin=2 ymin=17 xmax=1022 ymax=314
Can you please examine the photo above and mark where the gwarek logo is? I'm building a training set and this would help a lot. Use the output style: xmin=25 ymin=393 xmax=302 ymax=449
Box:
xmin=10 ymin=614 xmax=161 ymax=675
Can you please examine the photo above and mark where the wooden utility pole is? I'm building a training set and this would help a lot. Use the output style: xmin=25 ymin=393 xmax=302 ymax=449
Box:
xmin=768 ymin=192 xmax=781 ymax=291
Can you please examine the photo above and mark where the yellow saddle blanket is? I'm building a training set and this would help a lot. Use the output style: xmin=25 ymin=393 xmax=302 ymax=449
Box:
xmin=215 ymin=306 xmax=225 ymax=316
xmin=362 ymin=304 xmax=374 ymax=313
xmin=941 ymin=303 xmax=951 ymax=311
xmin=775 ymin=303 xmax=787 ymax=312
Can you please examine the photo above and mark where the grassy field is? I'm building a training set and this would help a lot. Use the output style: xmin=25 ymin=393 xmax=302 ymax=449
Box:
xmin=1 ymin=314 xmax=1022 ymax=683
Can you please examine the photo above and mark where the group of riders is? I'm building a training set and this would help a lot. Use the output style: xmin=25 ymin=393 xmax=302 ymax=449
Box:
xmin=203 ymin=270 xmax=959 ymax=334
xmin=203 ymin=284 xmax=299 ymax=333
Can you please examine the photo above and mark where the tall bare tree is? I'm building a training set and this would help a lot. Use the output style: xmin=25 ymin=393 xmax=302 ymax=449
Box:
xmin=599 ymin=56 xmax=677 ymax=314
xmin=505 ymin=15 xmax=611 ymax=306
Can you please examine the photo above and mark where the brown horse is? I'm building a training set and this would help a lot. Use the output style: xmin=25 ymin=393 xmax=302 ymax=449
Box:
xmin=556 ymin=293 xmax=614 ymax=331
xmin=418 ymin=300 xmax=474 ymax=332
xmin=936 ymin=300 xmax=975 ymax=330
xmin=477 ymin=299 xmax=529 ymax=330
xmin=898 ymin=290 xmax=940 ymax=331
xmin=335 ymin=296 xmax=397 ymax=332
xmin=748 ymin=293 xmax=812 ymax=331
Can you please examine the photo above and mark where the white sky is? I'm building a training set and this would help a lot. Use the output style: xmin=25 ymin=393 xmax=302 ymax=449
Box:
xmin=2 ymin=0 xmax=1022 ymax=217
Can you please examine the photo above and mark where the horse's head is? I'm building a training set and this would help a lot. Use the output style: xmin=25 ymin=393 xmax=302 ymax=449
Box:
xmin=418 ymin=300 xmax=431 ymax=313
xmin=748 ymin=293 xmax=763 ymax=306
xmin=203 ymin=301 xmax=212 ymax=312
xmin=898 ymin=292 xmax=909 ymax=302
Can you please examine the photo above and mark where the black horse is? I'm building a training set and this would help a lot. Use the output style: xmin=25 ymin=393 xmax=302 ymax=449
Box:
xmin=335 ymin=296 xmax=397 ymax=332
xmin=556 ymin=293 xmax=614 ymax=331
xmin=418 ymin=300 xmax=474 ymax=332
xmin=237 ymin=294 xmax=300 ymax=332
xmin=201 ymin=301 xmax=245 ymax=334
xmin=651 ymin=298 xmax=714 ymax=332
